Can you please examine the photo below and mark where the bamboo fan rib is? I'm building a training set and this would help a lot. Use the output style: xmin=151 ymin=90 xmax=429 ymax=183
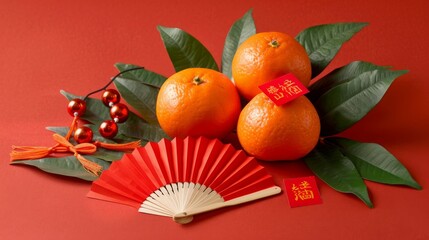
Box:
xmin=88 ymin=137 xmax=281 ymax=224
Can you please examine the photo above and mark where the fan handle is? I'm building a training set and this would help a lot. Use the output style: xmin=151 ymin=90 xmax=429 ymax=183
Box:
xmin=173 ymin=186 xmax=281 ymax=224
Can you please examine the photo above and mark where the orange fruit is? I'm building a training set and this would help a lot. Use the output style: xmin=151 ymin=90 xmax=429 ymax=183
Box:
xmin=237 ymin=93 xmax=320 ymax=161
xmin=232 ymin=32 xmax=311 ymax=101
xmin=156 ymin=68 xmax=241 ymax=139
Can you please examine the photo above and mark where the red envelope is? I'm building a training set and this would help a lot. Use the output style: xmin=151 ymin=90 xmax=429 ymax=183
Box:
xmin=259 ymin=73 xmax=309 ymax=106
xmin=284 ymin=176 xmax=323 ymax=208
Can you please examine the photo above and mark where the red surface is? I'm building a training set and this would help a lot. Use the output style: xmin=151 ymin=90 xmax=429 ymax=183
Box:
xmin=1 ymin=0 xmax=428 ymax=239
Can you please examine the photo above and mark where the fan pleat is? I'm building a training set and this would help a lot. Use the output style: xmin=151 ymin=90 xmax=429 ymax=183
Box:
xmin=100 ymin=172 xmax=147 ymax=201
xmin=158 ymin=139 xmax=175 ymax=183
xmin=201 ymin=144 xmax=237 ymax=187
xmin=222 ymin=176 xmax=276 ymax=201
xmin=183 ymin=137 xmax=195 ymax=182
xmin=208 ymin=151 xmax=248 ymax=190
xmin=93 ymin=161 xmax=149 ymax=201
xmin=195 ymin=138 xmax=225 ymax=184
xmin=88 ymin=184 xmax=141 ymax=208
xmin=218 ymin=167 xmax=270 ymax=198
xmin=214 ymin=157 xmax=259 ymax=193
xmin=190 ymin=137 xmax=209 ymax=183
xmin=91 ymin=178 xmax=141 ymax=203
xmin=143 ymin=142 xmax=168 ymax=186
xmin=171 ymin=138 xmax=184 ymax=182
xmin=115 ymin=154 xmax=158 ymax=196
xmin=133 ymin=147 xmax=164 ymax=188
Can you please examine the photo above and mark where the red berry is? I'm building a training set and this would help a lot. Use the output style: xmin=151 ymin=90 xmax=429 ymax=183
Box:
xmin=102 ymin=89 xmax=121 ymax=107
xmin=67 ymin=99 xmax=86 ymax=117
xmin=110 ymin=103 xmax=129 ymax=123
xmin=99 ymin=120 xmax=118 ymax=139
xmin=74 ymin=126 xmax=93 ymax=144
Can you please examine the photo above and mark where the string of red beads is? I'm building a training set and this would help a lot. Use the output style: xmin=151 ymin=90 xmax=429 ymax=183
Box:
xmin=67 ymin=89 xmax=129 ymax=143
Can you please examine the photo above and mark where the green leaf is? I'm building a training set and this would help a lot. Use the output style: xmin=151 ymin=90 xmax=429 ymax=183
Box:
xmin=221 ymin=9 xmax=256 ymax=78
xmin=157 ymin=26 xmax=219 ymax=72
xmin=61 ymin=90 xmax=169 ymax=142
xmin=90 ymin=148 xmax=125 ymax=162
xmin=309 ymin=64 xmax=408 ymax=136
xmin=114 ymin=77 xmax=160 ymax=125
xmin=308 ymin=61 xmax=389 ymax=103
xmin=11 ymin=156 xmax=111 ymax=181
xmin=296 ymin=23 xmax=368 ymax=78
xmin=114 ymin=63 xmax=167 ymax=125
xmin=304 ymin=142 xmax=373 ymax=207
xmin=115 ymin=63 xmax=167 ymax=89
xmin=326 ymin=137 xmax=422 ymax=189
xmin=120 ymin=115 xmax=170 ymax=142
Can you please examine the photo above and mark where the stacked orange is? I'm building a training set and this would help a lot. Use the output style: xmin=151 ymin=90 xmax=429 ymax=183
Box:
xmin=156 ymin=32 xmax=320 ymax=161
xmin=156 ymin=68 xmax=241 ymax=139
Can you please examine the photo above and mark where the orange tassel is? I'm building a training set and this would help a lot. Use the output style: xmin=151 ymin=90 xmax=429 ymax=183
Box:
xmin=94 ymin=140 xmax=141 ymax=152
xmin=75 ymin=154 xmax=103 ymax=176
xmin=11 ymin=134 xmax=102 ymax=176
xmin=11 ymin=145 xmax=56 ymax=160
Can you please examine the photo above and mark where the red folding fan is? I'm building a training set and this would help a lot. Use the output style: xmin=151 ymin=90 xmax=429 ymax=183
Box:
xmin=87 ymin=136 xmax=281 ymax=224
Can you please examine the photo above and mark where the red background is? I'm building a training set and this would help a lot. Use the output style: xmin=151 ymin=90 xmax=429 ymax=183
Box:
xmin=1 ymin=0 xmax=428 ymax=239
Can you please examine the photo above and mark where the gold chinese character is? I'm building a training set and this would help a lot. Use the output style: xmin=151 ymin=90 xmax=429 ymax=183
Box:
xmin=267 ymin=85 xmax=279 ymax=94
xmin=274 ymin=92 xmax=284 ymax=100
xmin=286 ymin=85 xmax=303 ymax=95
xmin=299 ymin=181 xmax=311 ymax=189
xmin=294 ymin=189 xmax=314 ymax=201
xmin=292 ymin=181 xmax=314 ymax=201
xmin=291 ymin=184 xmax=299 ymax=191
xmin=283 ymin=79 xmax=294 ymax=87
xmin=279 ymin=80 xmax=302 ymax=96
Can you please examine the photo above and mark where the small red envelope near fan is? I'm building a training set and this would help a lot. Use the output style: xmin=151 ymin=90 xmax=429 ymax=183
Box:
xmin=87 ymin=136 xmax=281 ymax=224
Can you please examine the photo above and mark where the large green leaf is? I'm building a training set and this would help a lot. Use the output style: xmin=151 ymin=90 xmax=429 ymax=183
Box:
xmin=309 ymin=66 xmax=408 ymax=136
xmin=304 ymin=142 xmax=373 ymax=207
xmin=296 ymin=23 xmax=368 ymax=78
xmin=221 ymin=9 xmax=256 ymax=79
xmin=114 ymin=77 xmax=160 ymax=125
xmin=120 ymin=115 xmax=170 ymax=142
xmin=115 ymin=63 xmax=167 ymax=88
xmin=61 ymin=90 xmax=169 ymax=142
xmin=308 ymin=61 xmax=389 ymax=102
xmin=11 ymin=156 xmax=111 ymax=181
xmin=90 ymin=148 xmax=125 ymax=162
xmin=157 ymin=26 xmax=219 ymax=72
xmin=326 ymin=137 xmax=422 ymax=189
